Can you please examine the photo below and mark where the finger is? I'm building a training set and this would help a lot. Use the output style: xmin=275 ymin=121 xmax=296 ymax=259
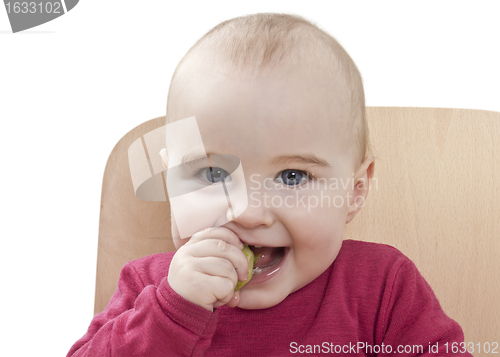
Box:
xmin=209 ymin=276 xmax=238 ymax=307
xmin=214 ymin=295 xmax=238 ymax=308
xmin=187 ymin=226 xmax=244 ymax=250
xmin=225 ymin=291 xmax=240 ymax=308
xmin=193 ymin=256 xmax=238 ymax=287
xmin=184 ymin=239 xmax=249 ymax=281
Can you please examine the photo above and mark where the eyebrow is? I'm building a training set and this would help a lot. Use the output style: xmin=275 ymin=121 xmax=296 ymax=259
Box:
xmin=180 ymin=151 xmax=237 ymax=168
xmin=181 ymin=151 xmax=331 ymax=168
xmin=181 ymin=152 xmax=211 ymax=165
xmin=269 ymin=153 xmax=332 ymax=168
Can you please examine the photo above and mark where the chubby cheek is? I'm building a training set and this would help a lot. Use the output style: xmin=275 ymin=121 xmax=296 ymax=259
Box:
xmin=284 ymin=196 xmax=346 ymax=245
xmin=282 ymin=200 xmax=346 ymax=282
xmin=294 ymin=232 xmax=342 ymax=278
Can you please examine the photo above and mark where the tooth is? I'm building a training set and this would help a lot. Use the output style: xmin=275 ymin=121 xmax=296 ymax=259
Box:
xmin=254 ymin=245 xmax=262 ymax=248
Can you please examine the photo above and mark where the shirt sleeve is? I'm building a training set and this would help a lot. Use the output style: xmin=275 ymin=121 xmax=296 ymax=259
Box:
xmin=377 ymin=259 xmax=473 ymax=356
xmin=66 ymin=259 xmax=219 ymax=357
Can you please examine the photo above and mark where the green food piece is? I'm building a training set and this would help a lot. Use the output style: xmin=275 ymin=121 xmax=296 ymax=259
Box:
xmin=234 ymin=244 xmax=259 ymax=292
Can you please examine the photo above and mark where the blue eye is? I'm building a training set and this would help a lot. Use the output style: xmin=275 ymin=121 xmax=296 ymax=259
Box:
xmin=202 ymin=167 xmax=231 ymax=183
xmin=279 ymin=169 xmax=309 ymax=186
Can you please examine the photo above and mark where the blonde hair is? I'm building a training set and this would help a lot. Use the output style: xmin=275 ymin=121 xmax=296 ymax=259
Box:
xmin=166 ymin=12 xmax=374 ymax=166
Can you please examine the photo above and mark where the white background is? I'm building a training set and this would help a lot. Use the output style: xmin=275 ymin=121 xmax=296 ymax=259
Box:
xmin=1 ymin=1 xmax=499 ymax=356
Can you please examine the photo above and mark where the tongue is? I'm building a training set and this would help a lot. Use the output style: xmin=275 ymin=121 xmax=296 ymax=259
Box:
xmin=251 ymin=247 xmax=283 ymax=267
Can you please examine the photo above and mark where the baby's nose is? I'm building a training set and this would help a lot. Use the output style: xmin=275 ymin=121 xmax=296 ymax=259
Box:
xmin=227 ymin=195 xmax=274 ymax=230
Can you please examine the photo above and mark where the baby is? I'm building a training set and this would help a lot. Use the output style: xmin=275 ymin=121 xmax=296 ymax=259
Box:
xmin=68 ymin=13 xmax=471 ymax=356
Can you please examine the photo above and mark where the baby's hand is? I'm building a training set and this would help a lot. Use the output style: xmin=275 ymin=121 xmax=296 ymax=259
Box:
xmin=167 ymin=227 xmax=249 ymax=312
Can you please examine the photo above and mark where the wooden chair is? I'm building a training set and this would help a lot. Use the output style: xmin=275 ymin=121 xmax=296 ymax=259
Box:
xmin=95 ymin=107 xmax=500 ymax=355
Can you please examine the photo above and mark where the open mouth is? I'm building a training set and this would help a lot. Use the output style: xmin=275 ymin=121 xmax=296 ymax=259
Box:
xmin=246 ymin=245 xmax=288 ymax=284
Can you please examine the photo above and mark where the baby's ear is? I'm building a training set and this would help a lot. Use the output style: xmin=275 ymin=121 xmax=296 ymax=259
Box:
xmin=346 ymin=155 xmax=375 ymax=223
xmin=159 ymin=148 xmax=169 ymax=171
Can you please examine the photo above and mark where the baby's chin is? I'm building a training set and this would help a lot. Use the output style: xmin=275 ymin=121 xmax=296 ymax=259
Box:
xmin=235 ymin=281 xmax=298 ymax=310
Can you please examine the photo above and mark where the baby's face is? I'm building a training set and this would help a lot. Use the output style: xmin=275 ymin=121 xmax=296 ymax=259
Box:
xmin=166 ymin=62 xmax=371 ymax=309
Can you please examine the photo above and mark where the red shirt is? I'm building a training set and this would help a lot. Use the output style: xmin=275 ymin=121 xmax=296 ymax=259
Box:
xmin=67 ymin=240 xmax=472 ymax=356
